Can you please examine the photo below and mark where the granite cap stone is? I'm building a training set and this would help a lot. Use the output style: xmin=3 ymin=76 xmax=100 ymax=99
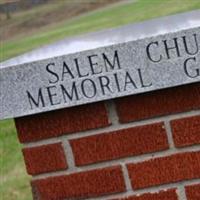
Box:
xmin=0 ymin=10 xmax=200 ymax=120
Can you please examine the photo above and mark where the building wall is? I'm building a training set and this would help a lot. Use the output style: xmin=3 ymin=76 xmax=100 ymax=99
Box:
xmin=15 ymin=82 xmax=200 ymax=200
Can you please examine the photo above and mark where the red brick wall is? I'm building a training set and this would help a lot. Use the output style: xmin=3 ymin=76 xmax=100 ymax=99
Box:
xmin=15 ymin=83 xmax=200 ymax=200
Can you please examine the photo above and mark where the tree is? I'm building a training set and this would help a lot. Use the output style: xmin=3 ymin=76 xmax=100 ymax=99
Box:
xmin=0 ymin=0 xmax=19 ymax=20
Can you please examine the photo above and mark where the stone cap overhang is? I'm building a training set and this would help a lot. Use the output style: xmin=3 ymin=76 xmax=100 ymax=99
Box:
xmin=0 ymin=10 xmax=200 ymax=120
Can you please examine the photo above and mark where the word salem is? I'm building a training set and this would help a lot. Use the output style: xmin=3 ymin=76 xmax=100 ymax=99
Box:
xmin=26 ymin=50 xmax=151 ymax=109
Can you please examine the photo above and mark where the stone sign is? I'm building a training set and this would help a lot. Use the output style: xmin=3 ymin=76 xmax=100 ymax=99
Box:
xmin=0 ymin=11 xmax=200 ymax=119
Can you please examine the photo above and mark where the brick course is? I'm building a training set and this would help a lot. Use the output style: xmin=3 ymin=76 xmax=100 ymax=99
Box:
xmin=70 ymin=122 xmax=169 ymax=166
xmin=171 ymin=115 xmax=200 ymax=147
xmin=15 ymin=102 xmax=109 ymax=143
xmin=185 ymin=184 xmax=200 ymax=200
xmin=32 ymin=166 xmax=125 ymax=200
xmin=22 ymin=143 xmax=67 ymax=175
xmin=115 ymin=83 xmax=200 ymax=123
xmin=127 ymin=151 xmax=200 ymax=189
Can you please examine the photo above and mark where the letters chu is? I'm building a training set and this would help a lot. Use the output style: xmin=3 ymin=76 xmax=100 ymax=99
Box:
xmin=146 ymin=33 xmax=200 ymax=78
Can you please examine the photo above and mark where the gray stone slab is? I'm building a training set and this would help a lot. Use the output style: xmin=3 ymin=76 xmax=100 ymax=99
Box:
xmin=0 ymin=10 xmax=200 ymax=120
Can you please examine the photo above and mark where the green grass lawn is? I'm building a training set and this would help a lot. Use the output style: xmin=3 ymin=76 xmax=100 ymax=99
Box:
xmin=1 ymin=0 xmax=200 ymax=199
xmin=1 ymin=0 xmax=200 ymax=61
xmin=0 ymin=120 xmax=32 ymax=200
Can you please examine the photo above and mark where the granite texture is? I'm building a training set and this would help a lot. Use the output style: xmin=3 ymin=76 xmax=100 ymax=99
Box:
xmin=0 ymin=11 xmax=200 ymax=119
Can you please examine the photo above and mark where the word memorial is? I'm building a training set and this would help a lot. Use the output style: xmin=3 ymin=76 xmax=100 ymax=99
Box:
xmin=0 ymin=11 xmax=200 ymax=119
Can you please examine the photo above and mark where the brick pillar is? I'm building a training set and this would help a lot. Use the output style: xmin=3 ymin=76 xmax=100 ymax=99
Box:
xmin=14 ymin=83 xmax=200 ymax=200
